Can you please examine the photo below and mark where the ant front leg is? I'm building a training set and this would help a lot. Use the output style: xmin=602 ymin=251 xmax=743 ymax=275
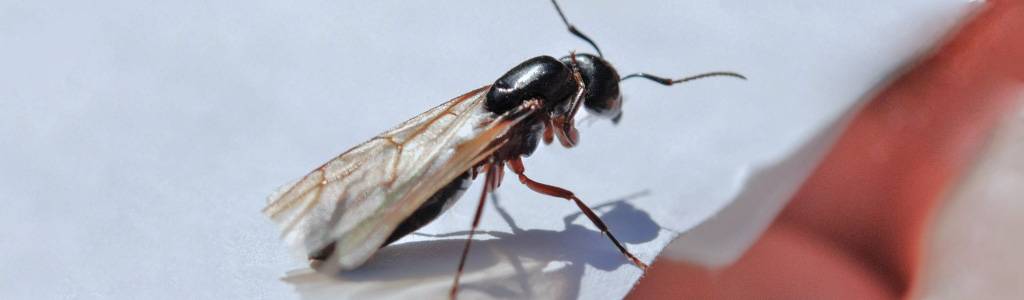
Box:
xmin=507 ymin=157 xmax=648 ymax=270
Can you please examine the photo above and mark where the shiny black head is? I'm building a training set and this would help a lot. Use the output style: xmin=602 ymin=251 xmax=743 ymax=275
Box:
xmin=560 ymin=53 xmax=622 ymax=121
xmin=543 ymin=0 xmax=744 ymax=124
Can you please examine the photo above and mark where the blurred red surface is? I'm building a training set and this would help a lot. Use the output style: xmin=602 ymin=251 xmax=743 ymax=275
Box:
xmin=629 ymin=0 xmax=1024 ymax=299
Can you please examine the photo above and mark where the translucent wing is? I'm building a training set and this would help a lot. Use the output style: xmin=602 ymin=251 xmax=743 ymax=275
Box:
xmin=263 ymin=86 xmax=531 ymax=270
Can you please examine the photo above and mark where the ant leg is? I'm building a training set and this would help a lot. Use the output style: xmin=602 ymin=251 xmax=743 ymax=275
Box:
xmin=552 ymin=55 xmax=586 ymax=148
xmin=507 ymin=158 xmax=648 ymax=270
xmin=449 ymin=163 xmax=496 ymax=299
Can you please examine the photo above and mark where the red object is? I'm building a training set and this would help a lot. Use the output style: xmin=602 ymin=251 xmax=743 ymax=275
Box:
xmin=628 ymin=1 xmax=1024 ymax=299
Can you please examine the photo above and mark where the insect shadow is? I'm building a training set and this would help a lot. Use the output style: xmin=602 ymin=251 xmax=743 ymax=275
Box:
xmin=281 ymin=190 xmax=662 ymax=299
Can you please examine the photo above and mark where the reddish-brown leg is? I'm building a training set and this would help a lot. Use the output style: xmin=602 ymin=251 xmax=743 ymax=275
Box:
xmin=548 ymin=52 xmax=586 ymax=148
xmin=542 ymin=118 xmax=555 ymax=145
xmin=507 ymin=157 xmax=649 ymax=270
xmin=493 ymin=161 xmax=505 ymax=189
xmin=450 ymin=163 xmax=495 ymax=299
xmin=551 ymin=116 xmax=580 ymax=148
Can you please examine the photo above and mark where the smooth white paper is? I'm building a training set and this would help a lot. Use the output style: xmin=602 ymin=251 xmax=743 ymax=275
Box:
xmin=0 ymin=0 xmax=976 ymax=299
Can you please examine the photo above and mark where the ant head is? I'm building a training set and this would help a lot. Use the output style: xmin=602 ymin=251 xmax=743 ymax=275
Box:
xmin=549 ymin=0 xmax=745 ymax=125
xmin=559 ymin=53 xmax=623 ymax=122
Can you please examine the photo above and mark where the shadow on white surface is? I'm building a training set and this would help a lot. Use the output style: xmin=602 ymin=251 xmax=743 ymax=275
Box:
xmin=282 ymin=191 xmax=663 ymax=299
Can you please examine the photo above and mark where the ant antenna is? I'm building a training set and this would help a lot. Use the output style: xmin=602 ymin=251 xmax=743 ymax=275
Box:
xmin=550 ymin=1 xmax=745 ymax=85
xmin=621 ymin=71 xmax=747 ymax=85
xmin=551 ymin=0 xmax=604 ymax=57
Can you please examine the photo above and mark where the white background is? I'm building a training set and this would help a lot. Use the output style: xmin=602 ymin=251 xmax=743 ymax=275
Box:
xmin=0 ymin=0 xmax=974 ymax=299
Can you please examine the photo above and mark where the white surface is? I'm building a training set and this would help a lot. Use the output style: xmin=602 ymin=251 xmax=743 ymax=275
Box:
xmin=0 ymin=0 xmax=974 ymax=299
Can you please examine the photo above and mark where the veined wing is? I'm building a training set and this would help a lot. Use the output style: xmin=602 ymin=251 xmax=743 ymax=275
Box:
xmin=263 ymin=86 xmax=529 ymax=270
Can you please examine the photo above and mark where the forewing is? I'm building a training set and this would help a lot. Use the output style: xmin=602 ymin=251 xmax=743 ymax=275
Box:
xmin=263 ymin=86 xmax=528 ymax=270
